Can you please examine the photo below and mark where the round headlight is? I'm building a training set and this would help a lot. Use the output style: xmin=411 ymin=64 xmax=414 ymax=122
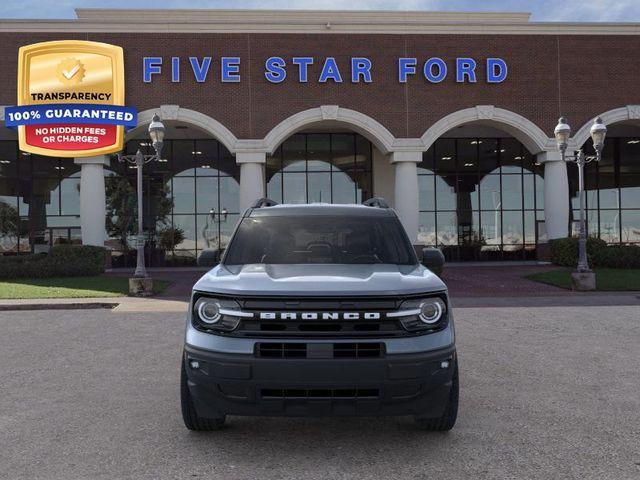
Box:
xmin=196 ymin=298 xmax=221 ymax=324
xmin=419 ymin=298 xmax=445 ymax=324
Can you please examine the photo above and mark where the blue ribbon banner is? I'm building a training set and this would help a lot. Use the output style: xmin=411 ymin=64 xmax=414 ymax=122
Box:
xmin=4 ymin=104 xmax=137 ymax=128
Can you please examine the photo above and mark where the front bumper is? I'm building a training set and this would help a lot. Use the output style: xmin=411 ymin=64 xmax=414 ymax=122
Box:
xmin=184 ymin=343 xmax=456 ymax=418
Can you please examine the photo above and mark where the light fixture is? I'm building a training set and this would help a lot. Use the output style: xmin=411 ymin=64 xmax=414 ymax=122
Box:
xmin=627 ymin=139 xmax=640 ymax=144
xmin=590 ymin=116 xmax=607 ymax=154
xmin=554 ymin=117 xmax=571 ymax=153
xmin=500 ymin=149 xmax=506 ymax=153
xmin=192 ymin=151 xmax=203 ymax=155
xmin=464 ymin=163 xmax=474 ymax=167
xmin=0 ymin=160 xmax=10 ymax=164
xmin=441 ymin=156 xmax=453 ymax=160
xmin=147 ymin=113 xmax=165 ymax=155
xmin=514 ymin=156 xmax=523 ymax=160
xmin=200 ymin=164 xmax=211 ymax=169
xmin=54 ymin=166 xmax=65 ymax=170
xmin=470 ymin=140 xmax=483 ymax=145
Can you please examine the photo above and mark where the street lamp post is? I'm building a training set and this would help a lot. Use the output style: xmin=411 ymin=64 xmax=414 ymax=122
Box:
xmin=553 ymin=116 xmax=607 ymax=289
xmin=117 ymin=114 xmax=165 ymax=293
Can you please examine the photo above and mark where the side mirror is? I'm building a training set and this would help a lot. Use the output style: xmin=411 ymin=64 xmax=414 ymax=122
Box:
xmin=197 ymin=248 xmax=220 ymax=267
xmin=421 ymin=247 xmax=445 ymax=276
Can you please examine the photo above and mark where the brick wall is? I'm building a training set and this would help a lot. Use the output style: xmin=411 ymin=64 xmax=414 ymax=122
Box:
xmin=0 ymin=32 xmax=638 ymax=140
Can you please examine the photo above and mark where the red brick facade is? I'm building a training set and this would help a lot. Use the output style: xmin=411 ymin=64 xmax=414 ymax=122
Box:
xmin=0 ymin=32 xmax=638 ymax=140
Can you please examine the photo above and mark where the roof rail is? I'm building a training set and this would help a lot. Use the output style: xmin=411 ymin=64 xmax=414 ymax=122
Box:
xmin=362 ymin=197 xmax=390 ymax=208
xmin=250 ymin=198 xmax=279 ymax=208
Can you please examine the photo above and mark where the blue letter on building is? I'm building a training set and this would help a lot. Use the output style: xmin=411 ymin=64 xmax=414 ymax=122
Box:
xmin=398 ymin=58 xmax=417 ymax=83
xmin=171 ymin=57 xmax=180 ymax=83
xmin=319 ymin=57 xmax=343 ymax=83
xmin=351 ymin=58 xmax=372 ymax=83
xmin=456 ymin=58 xmax=477 ymax=83
xmin=190 ymin=57 xmax=211 ymax=83
xmin=292 ymin=57 xmax=313 ymax=82
xmin=424 ymin=58 xmax=447 ymax=83
xmin=221 ymin=57 xmax=241 ymax=83
xmin=143 ymin=57 xmax=162 ymax=83
xmin=265 ymin=57 xmax=287 ymax=83
xmin=487 ymin=58 xmax=508 ymax=83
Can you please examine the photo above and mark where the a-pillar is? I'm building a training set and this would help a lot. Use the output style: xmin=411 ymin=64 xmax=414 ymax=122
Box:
xmin=538 ymin=151 xmax=569 ymax=239
xmin=237 ymin=151 xmax=266 ymax=212
xmin=391 ymin=150 xmax=421 ymax=245
xmin=74 ymin=155 xmax=109 ymax=246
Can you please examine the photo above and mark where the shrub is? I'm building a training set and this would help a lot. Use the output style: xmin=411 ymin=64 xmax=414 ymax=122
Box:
xmin=550 ymin=237 xmax=640 ymax=268
xmin=0 ymin=245 xmax=106 ymax=279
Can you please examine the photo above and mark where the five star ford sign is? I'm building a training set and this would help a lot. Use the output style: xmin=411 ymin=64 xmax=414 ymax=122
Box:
xmin=5 ymin=40 xmax=137 ymax=158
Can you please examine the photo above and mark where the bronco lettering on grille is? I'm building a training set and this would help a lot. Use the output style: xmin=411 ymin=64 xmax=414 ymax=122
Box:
xmin=258 ymin=312 xmax=381 ymax=320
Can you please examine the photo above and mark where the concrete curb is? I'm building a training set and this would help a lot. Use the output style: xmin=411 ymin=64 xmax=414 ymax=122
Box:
xmin=0 ymin=302 xmax=119 ymax=311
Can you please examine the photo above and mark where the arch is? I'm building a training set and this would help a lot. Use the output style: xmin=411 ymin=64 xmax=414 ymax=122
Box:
xmin=127 ymin=106 xmax=239 ymax=154
xmin=263 ymin=106 xmax=396 ymax=155
xmin=420 ymin=106 xmax=552 ymax=154
xmin=572 ymin=105 xmax=640 ymax=148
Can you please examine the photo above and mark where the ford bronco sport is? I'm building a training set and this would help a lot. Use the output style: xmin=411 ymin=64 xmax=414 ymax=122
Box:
xmin=181 ymin=198 xmax=457 ymax=431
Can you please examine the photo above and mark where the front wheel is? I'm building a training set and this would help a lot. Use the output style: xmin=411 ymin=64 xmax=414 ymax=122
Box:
xmin=181 ymin=361 xmax=226 ymax=431
xmin=414 ymin=361 xmax=459 ymax=431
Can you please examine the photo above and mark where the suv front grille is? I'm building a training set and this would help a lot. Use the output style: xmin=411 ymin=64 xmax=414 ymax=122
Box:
xmin=230 ymin=296 xmax=410 ymax=338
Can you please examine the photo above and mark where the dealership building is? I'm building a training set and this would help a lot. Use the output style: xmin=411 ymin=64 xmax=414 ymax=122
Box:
xmin=0 ymin=9 xmax=639 ymax=265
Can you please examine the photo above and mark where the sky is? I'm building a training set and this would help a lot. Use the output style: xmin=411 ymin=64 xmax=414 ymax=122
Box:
xmin=0 ymin=0 xmax=639 ymax=22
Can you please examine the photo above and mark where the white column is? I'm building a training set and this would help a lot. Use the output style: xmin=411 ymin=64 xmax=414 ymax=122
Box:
xmin=74 ymin=155 xmax=109 ymax=246
xmin=538 ymin=151 xmax=569 ymax=239
xmin=237 ymin=152 xmax=266 ymax=212
xmin=391 ymin=151 xmax=421 ymax=244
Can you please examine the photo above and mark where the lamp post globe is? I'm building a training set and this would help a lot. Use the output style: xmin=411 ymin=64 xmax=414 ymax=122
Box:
xmin=590 ymin=116 xmax=607 ymax=154
xmin=554 ymin=117 xmax=571 ymax=155
xmin=148 ymin=113 xmax=166 ymax=157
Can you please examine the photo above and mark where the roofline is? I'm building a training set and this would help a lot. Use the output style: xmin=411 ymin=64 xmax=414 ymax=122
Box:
xmin=0 ymin=9 xmax=638 ymax=35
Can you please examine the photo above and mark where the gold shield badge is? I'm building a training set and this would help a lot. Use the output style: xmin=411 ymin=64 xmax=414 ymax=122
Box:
xmin=15 ymin=40 xmax=126 ymax=157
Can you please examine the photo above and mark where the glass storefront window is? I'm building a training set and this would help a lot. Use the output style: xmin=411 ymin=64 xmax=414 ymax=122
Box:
xmin=568 ymin=136 xmax=640 ymax=245
xmin=266 ymin=133 xmax=373 ymax=205
xmin=419 ymin=136 xmax=544 ymax=260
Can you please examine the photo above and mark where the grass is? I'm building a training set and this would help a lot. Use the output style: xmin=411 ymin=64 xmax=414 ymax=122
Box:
xmin=0 ymin=275 xmax=170 ymax=299
xmin=526 ymin=268 xmax=640 ymax=291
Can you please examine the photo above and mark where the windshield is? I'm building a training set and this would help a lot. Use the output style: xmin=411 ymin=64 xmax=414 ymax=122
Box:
xmin=224 ymin=215 xmax=417 ymax=265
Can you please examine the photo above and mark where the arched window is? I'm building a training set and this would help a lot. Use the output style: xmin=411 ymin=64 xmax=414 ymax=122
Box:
xmin=266 ymin=133 xmax=373 ymax=204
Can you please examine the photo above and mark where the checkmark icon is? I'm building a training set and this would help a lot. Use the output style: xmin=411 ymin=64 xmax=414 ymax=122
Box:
xmin=62 ymin=64 xmax=80 ymax=79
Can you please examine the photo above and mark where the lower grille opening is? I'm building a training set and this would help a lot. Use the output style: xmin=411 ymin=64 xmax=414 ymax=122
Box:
xmin=257 ymin=343 xmax=307 ymax=358
xmin=261 ymin=388 xmax=379 ymax=399
xmin=256 ymin=342 xmax=384 ymax=358
xmin=334 ymin=343 xmax=384 ymax=358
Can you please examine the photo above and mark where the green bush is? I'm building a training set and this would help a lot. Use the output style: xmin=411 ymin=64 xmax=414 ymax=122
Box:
xmin=592 ymin=245 xmax=640 ymax=268
xmin=0 ymin=245 xmax=106 ymax=279
xmin=550 ymin=237 xmax=640 ymax=268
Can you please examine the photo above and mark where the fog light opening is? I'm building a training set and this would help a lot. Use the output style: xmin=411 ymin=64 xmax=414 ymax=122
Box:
xmin=440 ymin=360 xmax=450 ymax=369
xmin=189 ymin=360 xmax=200 ymax=370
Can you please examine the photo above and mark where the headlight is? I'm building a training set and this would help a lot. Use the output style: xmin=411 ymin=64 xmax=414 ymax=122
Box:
xmin=419 ymin=298 xmax=446 ymax=324
xmin=390 ymin=296 xmax=448 ymax=332
xmin=192 ymin=296 xmax=244 ymax=332
xmin=196 ymin=298 xmax=221 ymax=324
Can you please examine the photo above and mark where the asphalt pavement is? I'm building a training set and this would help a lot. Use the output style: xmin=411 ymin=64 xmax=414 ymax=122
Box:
xmin=1 ymin=305 xmax=639 ymax=479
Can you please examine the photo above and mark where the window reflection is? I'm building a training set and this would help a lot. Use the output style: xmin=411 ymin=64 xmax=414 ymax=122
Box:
xmin=265 ymin=133 xmax=373 ymax=205
xmin=419 ymin=137 xmax=543 ymax=260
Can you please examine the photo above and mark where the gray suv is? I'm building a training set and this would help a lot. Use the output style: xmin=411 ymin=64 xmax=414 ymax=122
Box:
xmin=181 ymin=198 xmax=457 ymax=431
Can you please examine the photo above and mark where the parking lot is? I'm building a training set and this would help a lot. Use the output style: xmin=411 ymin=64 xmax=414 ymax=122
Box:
xmin=1 ymin=304 xmax=639 ymax=479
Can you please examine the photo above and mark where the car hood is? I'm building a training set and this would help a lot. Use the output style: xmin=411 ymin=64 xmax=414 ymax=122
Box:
xmin=193 ymin=263 xmax=446 ymax=297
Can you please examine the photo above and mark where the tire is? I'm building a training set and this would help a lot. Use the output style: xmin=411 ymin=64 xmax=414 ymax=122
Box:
xmin=181 ymin=361 xmax=226 ymax=431
xmin=414 ymin=361 xmax=459 ymax=431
